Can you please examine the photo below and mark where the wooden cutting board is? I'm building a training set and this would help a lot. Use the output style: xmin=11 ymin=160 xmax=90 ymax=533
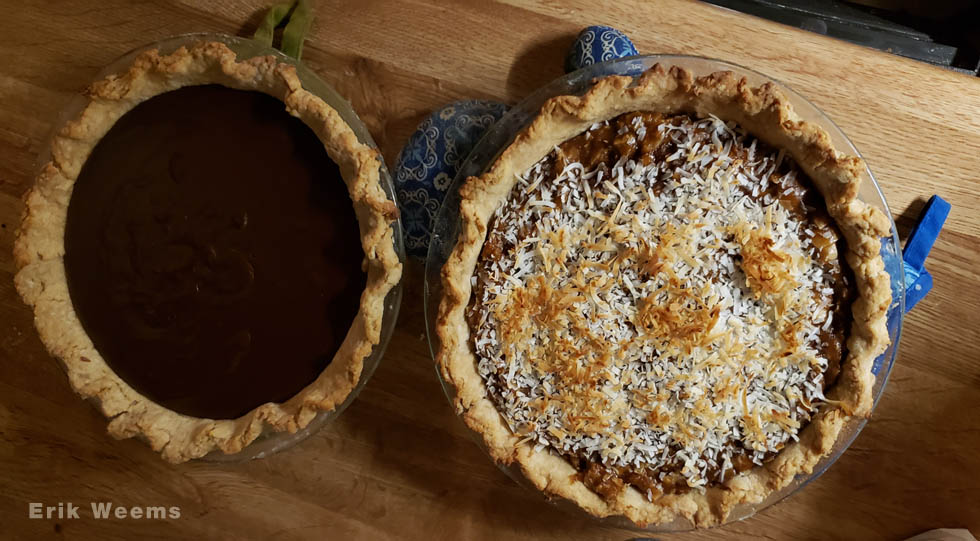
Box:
xmin=1 ymin=1 xmax=978 ymax=539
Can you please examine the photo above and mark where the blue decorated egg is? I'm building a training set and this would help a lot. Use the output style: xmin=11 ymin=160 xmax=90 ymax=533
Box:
xmin=394 ymin=100 xmax=508 ymax=258
xmin=565 ymin=25 xmax=639 ymax=73
xmin=395 ymin=27 xmax=641 ymax=257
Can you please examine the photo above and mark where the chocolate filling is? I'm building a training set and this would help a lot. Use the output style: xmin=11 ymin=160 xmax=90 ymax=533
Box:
xmin=64 ymin=84 xmax=365 ymax=420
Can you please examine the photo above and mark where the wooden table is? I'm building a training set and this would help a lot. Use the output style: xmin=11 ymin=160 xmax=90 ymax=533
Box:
xmin=2 ymin=1 xmax=979 ymax=539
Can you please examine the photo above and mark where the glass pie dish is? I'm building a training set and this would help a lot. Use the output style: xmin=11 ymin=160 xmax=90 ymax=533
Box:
xmin=35 ymin=33 xmax=405 ymax=462
xmin=424 ymin=55 xmax=903 ymax=531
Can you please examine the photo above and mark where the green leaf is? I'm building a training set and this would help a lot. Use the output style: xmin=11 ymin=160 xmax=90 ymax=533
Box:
xmin=253 ymin=2 xmax=293 ymax=48
xmin=280 ymin=0 xmax=313 ymax=60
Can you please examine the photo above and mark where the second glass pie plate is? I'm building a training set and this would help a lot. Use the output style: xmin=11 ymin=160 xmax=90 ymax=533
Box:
xmin=37 ymin=33 xmax=405 ymax=462
xmin=424 ymin=55 xmax=904 ymax=531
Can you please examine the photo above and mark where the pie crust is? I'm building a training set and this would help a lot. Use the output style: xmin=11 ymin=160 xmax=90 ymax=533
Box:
xmin=14 ymin=41 xmax=402 ymax=463
xmin=435 ymin=65 xmax=891 ymax=527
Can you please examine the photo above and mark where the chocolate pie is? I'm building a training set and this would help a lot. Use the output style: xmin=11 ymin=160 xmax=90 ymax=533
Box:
xmin=436 ymin=66 xmax=891 ymax=526
xmin=14 ymin=42 xmax=402 ymax=462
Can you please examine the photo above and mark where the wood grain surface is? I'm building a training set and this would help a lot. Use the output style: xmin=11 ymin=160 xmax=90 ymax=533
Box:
xmin=1 ymin=1 xmax=979 ymax=539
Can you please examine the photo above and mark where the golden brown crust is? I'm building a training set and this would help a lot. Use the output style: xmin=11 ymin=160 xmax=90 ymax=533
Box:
xmin=435 ymin=65 xmax=891 ymax=527
xmin=13 ymin=41 xmax=402 ymax=463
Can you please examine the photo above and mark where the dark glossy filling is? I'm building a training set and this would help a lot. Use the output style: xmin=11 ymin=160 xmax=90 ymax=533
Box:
xmin=64 ymin=84 xmax=365 ymax=420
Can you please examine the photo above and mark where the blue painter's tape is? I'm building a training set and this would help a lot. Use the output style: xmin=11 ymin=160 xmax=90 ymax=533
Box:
xmin=902 ymin=195 xmax=950 ymax=312
xmin=904 ymin=195 xmax=951 ymax=272
xmin=905 ymin=269 xmax=933 ymax=312
xmin=903 ymin=260 xmax=919 ymax=291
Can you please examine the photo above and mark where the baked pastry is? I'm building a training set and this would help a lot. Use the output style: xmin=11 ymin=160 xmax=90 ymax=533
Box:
xmin=14 ymin=41 xmax=402 ymax=463
xmin=436 ymin=65 xmax=891 ymax=527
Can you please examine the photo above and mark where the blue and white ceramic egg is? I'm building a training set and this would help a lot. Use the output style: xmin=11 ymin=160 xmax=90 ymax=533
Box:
xmin=565 ymin=25 xmax=639 ymax=73
xmin=394 ymin=100 xmax=508 ymax=257
xmin=395 ymin=26 xmax=641 ymax=258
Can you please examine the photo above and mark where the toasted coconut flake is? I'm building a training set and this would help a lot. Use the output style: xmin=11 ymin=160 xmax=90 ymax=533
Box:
xmin=470 ymin=112 xmax=846 ymax=490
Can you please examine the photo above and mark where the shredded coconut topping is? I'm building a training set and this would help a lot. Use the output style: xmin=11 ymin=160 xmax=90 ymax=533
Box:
xmin=470 ymin=113 xmax=849 ymax=493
